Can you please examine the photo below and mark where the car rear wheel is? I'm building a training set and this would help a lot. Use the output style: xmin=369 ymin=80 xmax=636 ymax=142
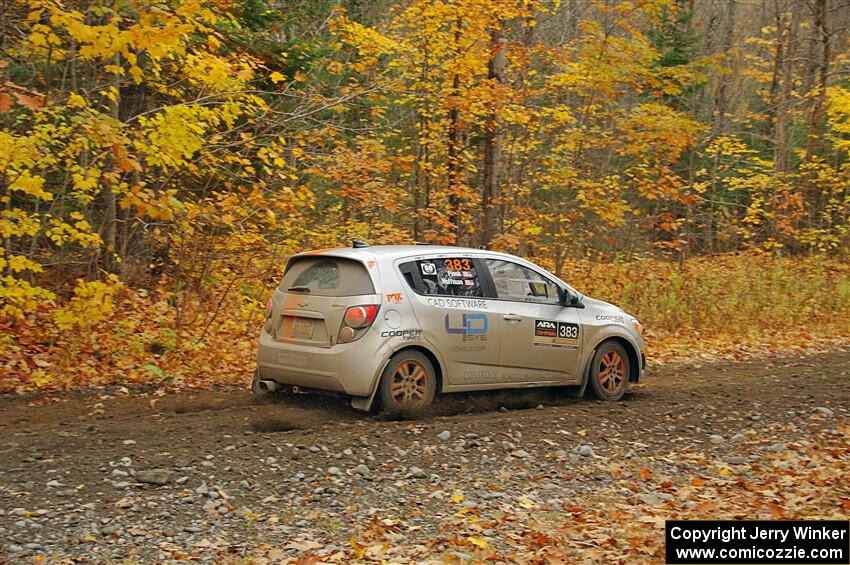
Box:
xmin=379 ymin=351 xmax=436 ymax=418
xmin=589 ymin=342 xmax=629 ymax=401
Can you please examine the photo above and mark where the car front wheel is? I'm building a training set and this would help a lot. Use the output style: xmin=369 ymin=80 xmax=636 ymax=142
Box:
xmin=588 ymin=342 xmax=629 ymax=401
xmin=379 ymin=351 xmax=436 ymax=418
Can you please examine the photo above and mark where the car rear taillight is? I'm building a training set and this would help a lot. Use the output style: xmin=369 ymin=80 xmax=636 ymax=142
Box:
xmin=264 ymin=298 xmax=273 ymax=318
xmin=339 ymin=304 xmax=379 ymax=343
xmin=343 ymin=305 xmax=379 ymax=329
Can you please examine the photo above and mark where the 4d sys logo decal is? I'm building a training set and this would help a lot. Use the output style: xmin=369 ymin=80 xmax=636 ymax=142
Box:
xmin=534 ymin=319 xmax=579 ymax=348
xmin=444 ymin=313 xmax=488 ymax=342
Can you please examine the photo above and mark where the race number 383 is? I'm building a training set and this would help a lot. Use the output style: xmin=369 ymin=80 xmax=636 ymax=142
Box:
xmin=559 ymin=323 xmax=578 ymax=339
xmin=534 ymin=319 xmax=579 ymax=348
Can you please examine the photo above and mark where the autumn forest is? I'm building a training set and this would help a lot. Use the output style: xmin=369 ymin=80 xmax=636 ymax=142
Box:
xmin=2 ymin=0 xmax=850 ymax=391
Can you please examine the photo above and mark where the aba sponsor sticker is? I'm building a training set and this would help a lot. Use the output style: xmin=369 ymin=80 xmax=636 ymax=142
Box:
xmin=534 ymin=319 xmax=557 ymax=337
xmin=534 ymin=319 xmax=579 ymax=348
xmin=421 ymin=262 xmax=437 ymax=275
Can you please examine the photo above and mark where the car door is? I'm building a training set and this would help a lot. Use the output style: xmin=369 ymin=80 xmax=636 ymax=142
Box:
xmin=481 ymin=258 xmax=583 ymax=384
xmin=397 ymin=255 xmax=502 ymax=386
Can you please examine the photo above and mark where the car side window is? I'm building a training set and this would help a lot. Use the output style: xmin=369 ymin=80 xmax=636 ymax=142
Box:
xmin=484 ymin=259 xmax=561 ymax=305
xmin=400 ymin=257 xmax=483 ymax=297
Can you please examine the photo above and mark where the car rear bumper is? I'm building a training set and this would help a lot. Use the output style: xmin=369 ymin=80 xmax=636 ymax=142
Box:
xmin=256 ymin=328 xmax=387 ymax=397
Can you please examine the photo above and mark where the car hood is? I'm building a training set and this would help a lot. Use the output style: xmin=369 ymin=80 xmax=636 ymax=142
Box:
xmin=582 ymin=296 xmax=626 ymax=315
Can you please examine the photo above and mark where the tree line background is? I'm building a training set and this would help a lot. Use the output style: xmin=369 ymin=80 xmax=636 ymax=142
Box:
xmin=1 ymin=0 xmax=849 ymax=391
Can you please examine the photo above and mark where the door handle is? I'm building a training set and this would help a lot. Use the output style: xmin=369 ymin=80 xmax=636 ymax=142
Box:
xmin=503 ymin=314 xmax=522 ymax=322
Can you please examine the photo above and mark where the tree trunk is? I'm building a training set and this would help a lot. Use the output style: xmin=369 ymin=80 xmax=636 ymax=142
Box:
xmin=804 ymin=0 xmax=830 ymax=162
xmin=481 ymin=28 xmax=506 ymax=248
xmin=1 ymin=175 xmax=9 ymax=278
xmin=412 ymin=112 xmax=424 ymax=242
xmin=102 ymin=49 xmax=120 ymax=274
xmin=447 ymin=13 xmax=463 ymax=244
xmin=772 ymin=3 xmax=799 ymax=176
xmin=413 ymin=108 xmax=430 ymax=242
xmin=713 ymin=0 xmax=736 ymax=136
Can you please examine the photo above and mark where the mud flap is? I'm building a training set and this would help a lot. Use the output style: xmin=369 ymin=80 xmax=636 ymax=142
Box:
xmin=350 ymin=356 xmax=394 ymax=412
xmin=576 ymin=349 xmax=596 ymax=397
xmin=631 ymin=353 xmax=646 ymax=382
xmin=250 ymin=368 xmax=263 ymax=395
xmin=350 ymin=381 xmax=381 ymax=412
xmin=350 ymin=395 xmax=373 ymax=411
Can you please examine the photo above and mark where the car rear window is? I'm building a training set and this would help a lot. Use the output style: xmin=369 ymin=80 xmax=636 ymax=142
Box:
xmin=280 ymin=257 xmax=375 ymax=296
xmin=400 ymin=258 xmax=483 ymax=297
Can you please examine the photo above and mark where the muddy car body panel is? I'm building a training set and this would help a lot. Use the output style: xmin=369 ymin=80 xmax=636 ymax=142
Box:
xmin=256 ymin=245 xmax=645 ymax=411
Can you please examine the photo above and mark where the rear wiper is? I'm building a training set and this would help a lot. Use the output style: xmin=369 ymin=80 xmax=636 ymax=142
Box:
xmin=287 ymin=286 xmax=311 ymax=293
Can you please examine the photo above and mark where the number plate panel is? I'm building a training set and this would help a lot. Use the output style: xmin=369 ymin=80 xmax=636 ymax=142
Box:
xmin=290 ymin=317 xmax=314 ymax=339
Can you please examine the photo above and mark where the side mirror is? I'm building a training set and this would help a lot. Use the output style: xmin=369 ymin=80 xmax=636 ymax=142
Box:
xmin=562 ymin=290 xmax=584 ymax=308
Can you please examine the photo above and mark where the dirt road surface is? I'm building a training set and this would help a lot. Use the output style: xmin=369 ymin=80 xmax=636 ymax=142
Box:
xmin=1 ymin=350 xmax=849 ymax=563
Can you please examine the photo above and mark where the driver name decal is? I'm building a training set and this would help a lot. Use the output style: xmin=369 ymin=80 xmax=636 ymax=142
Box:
xmin=534 ymin=319 xmax=579 ymax=348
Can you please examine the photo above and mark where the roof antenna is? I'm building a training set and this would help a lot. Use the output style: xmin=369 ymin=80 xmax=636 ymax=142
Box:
xmin=352 ymin=239 xmax=370 ymax=248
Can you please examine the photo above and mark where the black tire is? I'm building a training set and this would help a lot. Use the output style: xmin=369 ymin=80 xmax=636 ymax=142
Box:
xmin=379 ymin=351 xmax=437 ymax=418
xmin=588 ymin=341 xmax=629 ymax=401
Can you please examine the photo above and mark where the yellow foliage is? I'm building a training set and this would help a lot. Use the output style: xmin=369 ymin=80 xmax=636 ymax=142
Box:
xmin=1 ymin=208 xmax=41 ymax=239
xmin=6 ymin=255 xmax=43 ymax=273
xmin=0 ymin=276 xmax=55 ymax=320
xmin=53 ymin=276 xmax=123 ymax=331
xmin=576 ymin=177 xmax=632 ymax=226
xmin=45 ymin=217 xmax=102 ymax=248
xmin=9 ymin=170 xmax=53 ymax=201
xmin=827 ymin=87 xmax=850 ymax=156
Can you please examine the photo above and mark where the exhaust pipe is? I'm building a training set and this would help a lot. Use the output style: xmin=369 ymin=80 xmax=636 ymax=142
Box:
xmin=258 ymin=379 xmax=278 ymax=393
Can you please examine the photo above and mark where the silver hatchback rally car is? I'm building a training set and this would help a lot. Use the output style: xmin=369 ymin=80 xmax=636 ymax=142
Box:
xmin=254 ymin=243 xmax=645 ymax=417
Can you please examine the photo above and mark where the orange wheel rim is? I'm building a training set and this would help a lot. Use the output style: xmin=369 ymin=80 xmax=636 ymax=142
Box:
xmin=598 ymin=350 xmax=625 ymax=394
xmin=390 ymin=361 xmax=427 ymax=405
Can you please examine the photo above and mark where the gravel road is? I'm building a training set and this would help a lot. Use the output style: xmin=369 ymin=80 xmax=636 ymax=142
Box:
xmin=1 ymin=349 xmax=849 ymax=563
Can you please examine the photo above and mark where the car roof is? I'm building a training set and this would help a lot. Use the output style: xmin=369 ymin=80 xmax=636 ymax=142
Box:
xmin=294 ymin=244 xmax=514 ymax=261
xmin=291 ymin=245 xmax=580 ymax=295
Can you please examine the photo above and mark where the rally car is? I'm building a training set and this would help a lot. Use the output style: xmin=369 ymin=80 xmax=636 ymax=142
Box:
xmin=254 ymin=243 xmax=645 ymax=417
